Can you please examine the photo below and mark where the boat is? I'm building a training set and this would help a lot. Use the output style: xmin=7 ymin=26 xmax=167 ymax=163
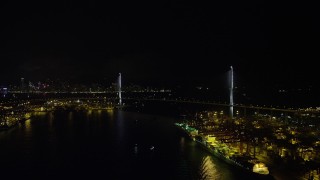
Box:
xmin=175 ymin=122 xmax=273 ymax=178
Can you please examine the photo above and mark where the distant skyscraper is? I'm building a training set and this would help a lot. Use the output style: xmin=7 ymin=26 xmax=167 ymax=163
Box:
xmin=0 ymin=87 xmax=8 ymax=97
xmin=118 ymin=73 xmax=122 ymax=106
xmin=21 ymin=78 xmax=25 ymax=92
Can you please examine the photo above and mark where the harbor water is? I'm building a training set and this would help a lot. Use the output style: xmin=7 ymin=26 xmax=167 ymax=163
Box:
xmin=0 ymin=110 xmax=272 ymax=179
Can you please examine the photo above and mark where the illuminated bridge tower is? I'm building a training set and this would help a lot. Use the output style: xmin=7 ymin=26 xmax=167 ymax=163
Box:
xmin=230 ymin=66 xmax=234 ymax=119
xmin=118 ymin=73 xmax=122 ymax=106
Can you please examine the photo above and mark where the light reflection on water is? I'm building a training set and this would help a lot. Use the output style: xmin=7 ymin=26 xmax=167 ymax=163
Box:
xmin=24 ymin=119 xmax=32 ymax=133
xmin=180 ymin=137 xmax=185 ymax=152
xmin=199 ymin=156 xmax=221 ymax=180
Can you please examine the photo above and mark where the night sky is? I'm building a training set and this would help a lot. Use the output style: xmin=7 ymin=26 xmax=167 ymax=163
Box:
xmin=0 ymin=1 xmax=318 ymax=88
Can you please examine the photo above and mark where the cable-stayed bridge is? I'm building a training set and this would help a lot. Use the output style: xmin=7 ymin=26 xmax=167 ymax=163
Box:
xmin=2 ymin=68 xmax=319 ymax=115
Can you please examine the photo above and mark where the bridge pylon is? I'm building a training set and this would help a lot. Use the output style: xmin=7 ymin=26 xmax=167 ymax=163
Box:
xmin=229 ymin=66 xmax=234 ymax=120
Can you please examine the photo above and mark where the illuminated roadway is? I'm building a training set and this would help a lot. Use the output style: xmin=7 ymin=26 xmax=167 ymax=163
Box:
xmin=18 ymin=97 xmax=318 ymax=114
xmin=2 ymin=96 xmax=318 ymax=114
xmin=122 ymin=98 xmax=317 ymax=114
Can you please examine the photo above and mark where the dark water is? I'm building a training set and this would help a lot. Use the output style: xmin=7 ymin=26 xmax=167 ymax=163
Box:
xmin=0 ymin=110 xmax=261 ymax=180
